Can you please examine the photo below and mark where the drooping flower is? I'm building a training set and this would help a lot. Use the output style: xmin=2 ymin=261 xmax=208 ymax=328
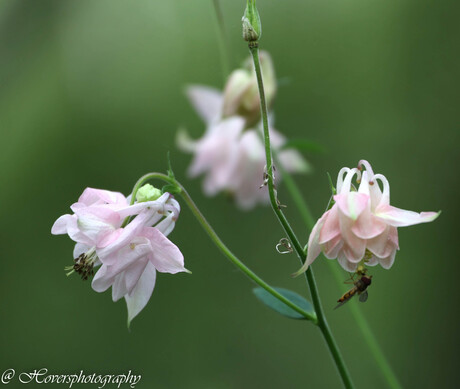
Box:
xmin=178 ymin=52 xmax=310 ymax=209
xmin=52 ymin=186 xmax=187 ymax=324
xmin=295 ymin=160 xmax=440 ymax=274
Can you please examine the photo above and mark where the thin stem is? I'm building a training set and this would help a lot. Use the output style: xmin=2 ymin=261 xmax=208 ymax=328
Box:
xmin=212 ymin=0 xmax=231 ymax=81
xmin=249 ymin=44 xmax=354 ymax=389
xmin=328 ymin=261 xmax=402 ymax=389
xmin=274 ymin=158 xmax=316 ymax=231
xmin=127 ymin=172 xmax=317 ymax=323
xmin=178 ymin=184 xmax=317 ymax=323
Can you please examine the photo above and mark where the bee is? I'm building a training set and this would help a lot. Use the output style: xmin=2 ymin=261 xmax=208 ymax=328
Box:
xmin=334 ymin=267 xmax=373 ymax=309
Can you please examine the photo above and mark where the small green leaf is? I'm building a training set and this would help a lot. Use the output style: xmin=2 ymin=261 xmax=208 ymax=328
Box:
xmin=326 ymin=172 xmax=337 ymax=195
xmin=166 ymin=151 xmax=175 ymax=179
xmin=162 ymin=184 xmax=181 ymax=195
xmin=281 ymin=139 xmax=325 ymax=154
xmin=253 ymin=287 xmax=315 ymax=320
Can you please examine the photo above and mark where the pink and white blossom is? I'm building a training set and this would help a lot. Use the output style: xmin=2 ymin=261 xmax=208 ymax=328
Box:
xmin=52 ymin=187 xmax=187 ymax=324
xmin=179 ymin=116 xmax=309 ymax=209
xmin=295 ymin=160 xmax=439 ymax=274
xmin=179 ymin=52 xmax=309 ymax=209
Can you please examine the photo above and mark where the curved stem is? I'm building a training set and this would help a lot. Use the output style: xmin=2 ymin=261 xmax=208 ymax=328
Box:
xmin=177 ymin=184 xmax=317 ymax=323
xmin=249 ymin=44 xmax=354 ymax=389
xmin=212 ymin=0 xmax=231 ymax=81
xmin=120 ymin=173 xmax=177 ymax=228
xmin=127 ymin=172 xmax=317 ymax=323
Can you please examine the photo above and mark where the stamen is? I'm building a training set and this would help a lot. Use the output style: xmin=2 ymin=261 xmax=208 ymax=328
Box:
xmin=67 ymin=250 xmax=98 ymax=281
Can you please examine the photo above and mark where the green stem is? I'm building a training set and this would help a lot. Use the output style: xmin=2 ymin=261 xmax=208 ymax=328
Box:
xmin=127 ymin=172 xmax=317 ymax=323
xmin=249 ymin=44 xmax=354 ymax=389
xmin=212 ymin=0 xmax=231 ymax=81
xmin=178 ymin=184 xmax=317 ymax=323
xmin=275 ymin=159 xmax=316 ymax=231
xmin=328 ymin=261 xmax=402 ymax=389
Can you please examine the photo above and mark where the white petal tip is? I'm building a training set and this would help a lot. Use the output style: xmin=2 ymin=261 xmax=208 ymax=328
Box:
xmin=429 ymin=211 xmax=442 ymax=221
xmin=291 ymin=266 xmax=308 ymax=278
xmin=176 ymin=127 xmax=197 ymax=153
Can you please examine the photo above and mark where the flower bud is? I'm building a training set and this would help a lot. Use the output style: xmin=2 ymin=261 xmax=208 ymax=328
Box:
xmin=242 ymin=0 xmax=262 ymax=43
xmin=222 ymin=51 xmax=275 ymax=126
xmin=136 ymin=184 xmax=162 ymax=203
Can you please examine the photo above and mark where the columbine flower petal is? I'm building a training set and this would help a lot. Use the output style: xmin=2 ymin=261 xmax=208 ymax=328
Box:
xmin=143 ymin=228 xmax=186 ymax=274
xmin=186 ymin=85 xmax=223 ymax=125
xmin=319 ymin=207 xmax=340 ymax=244
xmin=293 ymin=212 xmax=328 ymax=276
xmin=125 ymin=262 xmax=157 ymax=327
xmin=374 ymin=204 xmax=440 ymax=227
xmin=76 ymin=188 xmax=128 ymax=208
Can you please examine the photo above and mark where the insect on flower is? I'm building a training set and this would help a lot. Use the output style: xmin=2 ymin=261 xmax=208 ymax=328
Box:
xmin=335 ymin=266 xmax=373 ymax=309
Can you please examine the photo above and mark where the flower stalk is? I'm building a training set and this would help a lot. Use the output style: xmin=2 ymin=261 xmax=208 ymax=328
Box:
xmin=212 ymin=0 xmax=231 ymax=80
xmin=129 ymin=172 xmax=317 ymax=323
xmin=249 ymin=44 xmax=354 ymax=389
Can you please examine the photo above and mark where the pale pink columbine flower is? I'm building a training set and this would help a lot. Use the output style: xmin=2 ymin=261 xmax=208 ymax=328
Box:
xmin=52 ymin=187 xmax=187 ymax=324
xmin=178 ymin=52 xmax=309 ymax=209
xmin=295 ymin=160 xmax=440 ymax=274
xmin=178 ymin=116 xmax=308 ymax=209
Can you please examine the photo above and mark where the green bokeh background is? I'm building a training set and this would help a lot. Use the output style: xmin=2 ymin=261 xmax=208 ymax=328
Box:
xmin=1 ymin=0 xmax=458 ymax=388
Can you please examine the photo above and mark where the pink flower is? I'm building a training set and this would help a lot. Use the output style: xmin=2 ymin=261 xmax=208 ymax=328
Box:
xmin=178 ymin=52 xmax=309 ymax=209
xmin=295 ymin=160 xmax=439 ymax=274
xmin=178 ymin=116 xmax=308 ymax=209
xmin=52 ymin=187 xmax=187 ymax=324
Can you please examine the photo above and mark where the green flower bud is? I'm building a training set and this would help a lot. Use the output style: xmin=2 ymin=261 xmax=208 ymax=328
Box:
xmin=242 ymin=0 xmax=262 ymax=43
xmin=136 ymin=184 xmax=162 ymax=203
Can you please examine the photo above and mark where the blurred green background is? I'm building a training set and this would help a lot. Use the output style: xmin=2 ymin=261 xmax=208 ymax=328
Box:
xmin=0 ymin=0 xmax=458 ymax=388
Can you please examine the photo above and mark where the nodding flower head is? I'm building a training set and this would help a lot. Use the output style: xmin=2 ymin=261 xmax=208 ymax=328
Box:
xmin=52 ymin=187 xmax=188 ymax=326
xmin=294 ymin=160 xmax=440 ymax=275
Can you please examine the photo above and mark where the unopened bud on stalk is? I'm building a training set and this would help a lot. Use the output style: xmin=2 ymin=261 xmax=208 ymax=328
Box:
xmin=242 ymin=0 xmax=262 ymax=43
xmin=136 ymin=184 xmax=162 ymax=202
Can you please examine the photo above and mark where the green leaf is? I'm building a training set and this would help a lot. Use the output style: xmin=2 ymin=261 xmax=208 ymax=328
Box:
xmin=326 ymin=172 xmax=337 ymax=195
xmin=281 ymin=139 xmax=325 ymax=154
xmin=162 ymin=184 xmax=181 ymax=195
xmin=253 ymin=287 xmax=315 ymax=320
xmin=166 ymin=151 xmax=175 ymax=179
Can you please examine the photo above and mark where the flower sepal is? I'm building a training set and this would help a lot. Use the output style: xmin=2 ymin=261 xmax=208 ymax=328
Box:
xmin=242 ymin=0 xmax=262 ymax=43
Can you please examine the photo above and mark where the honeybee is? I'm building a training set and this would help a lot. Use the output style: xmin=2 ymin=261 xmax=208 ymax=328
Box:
xmin=335 ymin=267 xmax=372 ymax=309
